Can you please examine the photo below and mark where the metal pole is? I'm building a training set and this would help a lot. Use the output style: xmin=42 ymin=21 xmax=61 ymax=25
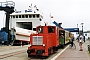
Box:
xmin=76 ymin=24 xmax=79 ymax=34
xmin=77 ymin=24 xmax=78 ymax=28
xmin=82 ymin=25 xmax=83 ymax=36
xmin=81 ymin=23 xmax=84 ymax=37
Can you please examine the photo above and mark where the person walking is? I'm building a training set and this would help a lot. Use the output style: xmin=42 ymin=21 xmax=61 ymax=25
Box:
xmin=70 ymin=34 xmax=74 ymax=47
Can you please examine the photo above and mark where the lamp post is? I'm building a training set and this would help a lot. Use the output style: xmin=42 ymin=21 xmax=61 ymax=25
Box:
xmin=76 ymin=24 xmax=79 ymax=35
xmin=81 ymin=23 xmax=84 ymax=37
xmin=77 ymin=24 xmax=78 ymax=28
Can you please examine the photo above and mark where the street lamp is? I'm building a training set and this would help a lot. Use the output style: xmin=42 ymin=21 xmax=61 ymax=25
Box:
xmin=77 ymin=24 xmax=78 ymax=28
xmin=76 ymin=24 xmax=79 ymax=35
xmin=81 ymin=23 xmax=84 ymax=37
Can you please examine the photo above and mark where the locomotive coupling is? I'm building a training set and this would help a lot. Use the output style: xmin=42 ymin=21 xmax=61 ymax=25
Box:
xmin=36 ymin=50 xmax=45 ymax=55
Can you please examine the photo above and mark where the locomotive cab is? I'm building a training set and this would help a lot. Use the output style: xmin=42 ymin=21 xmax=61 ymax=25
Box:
xmin=37 ymin=26 xmax=55 ymax=34
xmin=27 ymin=25 xmax=59 ymax=57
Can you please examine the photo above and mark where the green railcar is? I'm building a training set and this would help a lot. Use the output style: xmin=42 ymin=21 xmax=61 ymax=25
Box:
xmin=59 ymin=29 xmax=71 ymax=48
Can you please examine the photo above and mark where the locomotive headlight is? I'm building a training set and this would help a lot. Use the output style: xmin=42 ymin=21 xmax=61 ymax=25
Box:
xmin=43 ymin=44 xmax=45 ymax=46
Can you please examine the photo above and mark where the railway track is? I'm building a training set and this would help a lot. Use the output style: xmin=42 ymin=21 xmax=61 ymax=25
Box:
xmin=0 ymin=50 xmax=26 ymax=59
xmin=0 ymin=45 xmax=68 ymax=60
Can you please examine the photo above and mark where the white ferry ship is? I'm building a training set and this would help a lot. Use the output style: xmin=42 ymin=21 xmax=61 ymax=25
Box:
xmin=9 ymin=5 xmax=43 ymax=45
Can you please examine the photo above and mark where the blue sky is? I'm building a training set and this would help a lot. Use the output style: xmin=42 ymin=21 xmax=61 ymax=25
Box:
xmin=0 ymin=0 xmax=90 ymax=31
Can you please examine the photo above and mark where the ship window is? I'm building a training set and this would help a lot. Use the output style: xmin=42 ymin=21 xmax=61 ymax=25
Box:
xmin=10 ymin=16 xmax=12 ymax=18
xmin=36 ymin=14 xmax=39 ymax=18
xmin=19 ymin=15 xmax=21 ymax=18
xmin=29 ymin=15 xmax=32 ymax=18
xmin=13 ymin=15 xmax=15 ymax=18
xmin=16 ymin=15 xmax=18 ymax=18
xmin=33 ymin=28 xmax=36 ymax=31
xmin=22 ymin=15 xmax=24 ymax=18
xmin=40 ymin=18 xmax=42 ymax=21
xmin=25 ymin=15 xmax=28 ymax=18
xmin=33 ymin=15 xmax=35 ymax=18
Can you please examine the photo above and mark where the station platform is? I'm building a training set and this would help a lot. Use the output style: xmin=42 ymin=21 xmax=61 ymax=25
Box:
xmin=52 ymin=40 xmax=90 ymax=60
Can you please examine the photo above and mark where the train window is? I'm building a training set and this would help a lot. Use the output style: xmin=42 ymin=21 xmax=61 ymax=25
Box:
xmin=48 ymin=27 xmax=54 ymax=33
xmin=38 ymin=27 xmax=43 ymax=33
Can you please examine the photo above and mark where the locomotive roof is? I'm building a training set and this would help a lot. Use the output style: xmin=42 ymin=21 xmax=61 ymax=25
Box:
xmin=37 ymin=26 xmax=56 ymax=27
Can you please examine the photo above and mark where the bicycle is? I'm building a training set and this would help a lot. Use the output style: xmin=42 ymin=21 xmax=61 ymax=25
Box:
xmin=69 ymin=42 xmax=76 ymax=49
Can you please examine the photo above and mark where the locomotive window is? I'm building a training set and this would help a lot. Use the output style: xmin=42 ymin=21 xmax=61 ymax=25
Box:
xmin=48 ymin=27 xmax=54 ymax=33
xmin=38 ymin=27 xmax=43 ymax=33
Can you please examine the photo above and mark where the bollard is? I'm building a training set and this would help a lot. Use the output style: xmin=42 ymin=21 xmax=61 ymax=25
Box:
xmin=87 ymin=45 xmax=90 ymax=53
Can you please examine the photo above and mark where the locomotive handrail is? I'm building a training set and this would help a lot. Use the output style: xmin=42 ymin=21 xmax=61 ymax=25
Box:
xmin=0 ymin=1 xmax=15 ymax=8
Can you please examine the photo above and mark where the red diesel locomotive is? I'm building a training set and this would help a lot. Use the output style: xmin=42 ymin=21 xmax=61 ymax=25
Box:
xmin=27 ymin=25 xmax=71 ymax=57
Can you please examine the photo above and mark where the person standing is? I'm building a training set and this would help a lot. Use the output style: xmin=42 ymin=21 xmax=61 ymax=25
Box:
xmin=60 ymin=33 xmax=64 ymax=48
xmin=79 ymin=34 xmax=83 ymax=51
xmin=70 ymin=34 xmax=74 ymax=47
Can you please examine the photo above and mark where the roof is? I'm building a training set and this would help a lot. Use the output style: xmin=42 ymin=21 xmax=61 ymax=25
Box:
xmin=64 ymin=28 xmax=79 ymax=32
